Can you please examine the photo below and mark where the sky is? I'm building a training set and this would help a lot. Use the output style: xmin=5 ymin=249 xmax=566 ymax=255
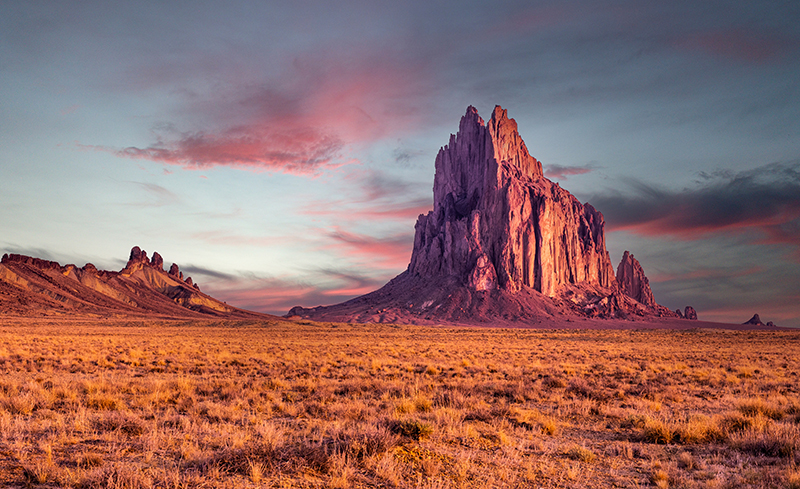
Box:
xmin=2 ymin=1 xmax=799 ymax=327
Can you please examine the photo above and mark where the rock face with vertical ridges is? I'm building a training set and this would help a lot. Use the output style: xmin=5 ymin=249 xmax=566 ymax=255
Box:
xmin=616 ymin=251 xmax=656 ymax=307
xmin=287 ymin=105 xmax=673 ymax=324
xmin=409 ymin=106 xmax=614 ymax=297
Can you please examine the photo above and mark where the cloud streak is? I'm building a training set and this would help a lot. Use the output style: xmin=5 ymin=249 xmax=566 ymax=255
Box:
xmin=324 ymin=229 xmax=413 ymax=271
xmin=116 ymin=127 xmax=344 ymax=174
xmin=544 ymin=164 xmax=596 ymax=180
xmin=189 ymin=267 xmax=386 ymax=315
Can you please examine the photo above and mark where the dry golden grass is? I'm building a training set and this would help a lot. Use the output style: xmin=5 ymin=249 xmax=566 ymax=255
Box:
xmin=0 ymin=319 xmax=798 ymax=488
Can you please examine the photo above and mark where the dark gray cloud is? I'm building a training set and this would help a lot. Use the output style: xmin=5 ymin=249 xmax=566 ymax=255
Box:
xmin=587 ymin=161 xmax=800 ymax=255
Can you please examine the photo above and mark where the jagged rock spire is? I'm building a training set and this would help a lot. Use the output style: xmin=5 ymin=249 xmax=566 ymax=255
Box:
xmin=616 ymin=251 xmax=656 ymax=306
xmin=410 ymin=105 xmax=613 ymax=297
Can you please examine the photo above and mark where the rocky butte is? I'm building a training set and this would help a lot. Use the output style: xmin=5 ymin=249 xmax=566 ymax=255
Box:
xmin=289 ymin=105 xmax=688 ymax=325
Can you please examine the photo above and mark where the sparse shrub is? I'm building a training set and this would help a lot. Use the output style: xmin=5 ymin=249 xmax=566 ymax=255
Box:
xmin=721 ymin=412 xmax=769 ymax=434
xmin=77 ymin=452 xmax=104 ymax=468
xmin=643 ymin=417 xmax=673 ymax=444
xmin=731 ymin=422 xmax=800 ymax=458
xmin=788 ymin=467 xmax=800 ymax=489
xmin=677 ymin=451 xmax=695 ymax=470
xmin=566 ymin=445 xmax=596 ymax=463
xmin=3 ymin=392 xmax=38 ymax=415
xmin=389 ymin=419 xmax=433 ymax=441
xmin=738 ymin=399 xmax=784 ymax=420
xmin=673 ymin=415 xmax=722 ymax=444
xmin=651 ymin=467 xmax=670 ymax=489
xmin=86 ymin=394 xmax=123 ymax=411
xmin=542 ymin=375 xmax=566 ymax=389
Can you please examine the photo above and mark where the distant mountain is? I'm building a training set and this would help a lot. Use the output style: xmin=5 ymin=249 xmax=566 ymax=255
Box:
xmin=0 ymin=246 xmax=272 ymax=320
xmin=288 ymin=106 xmax=684 ymax=325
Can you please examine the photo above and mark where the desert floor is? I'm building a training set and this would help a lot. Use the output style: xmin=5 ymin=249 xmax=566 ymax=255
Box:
xmin=0 ymin=318 xmax=798 ymax=488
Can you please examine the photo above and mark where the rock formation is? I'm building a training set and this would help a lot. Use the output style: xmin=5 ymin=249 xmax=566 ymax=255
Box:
xmin=0 ymin=247 xmax=268 ymax=319
xmin=409 ymin=106 xmax=614 ymax=296
xmin=743 ymin=314 xmax=764 ymax=326
xmin=151 ymin=251 xmax=164 ymax=270
xmin=616 ymin=251 xmax=655 ymax=307
xmin=288 ymin=105 xmax=677 ymax=325
xmin=684 ymin=306 xmax=697 ymax=320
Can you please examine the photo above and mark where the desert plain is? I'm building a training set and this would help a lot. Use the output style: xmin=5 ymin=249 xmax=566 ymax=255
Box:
xmin=0 ymin=318 xmax=798 ymax=488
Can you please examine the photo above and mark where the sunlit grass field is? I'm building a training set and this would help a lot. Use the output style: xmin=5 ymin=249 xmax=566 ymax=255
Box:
xmin=1 ymin=320 xmax=799 ymax=488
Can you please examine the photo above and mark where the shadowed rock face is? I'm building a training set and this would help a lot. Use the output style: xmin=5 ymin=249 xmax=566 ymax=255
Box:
xmin=409 ymin=106 xmax=614 ymax=296
xmin=616 ymin=251 xmax=656 ymax=307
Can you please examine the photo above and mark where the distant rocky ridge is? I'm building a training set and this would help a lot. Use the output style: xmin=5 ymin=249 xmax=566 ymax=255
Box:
xmin=288 ymin=105 xmax=690 ymax=325
xmin=0 ymin=247 xmax=272 ymax=319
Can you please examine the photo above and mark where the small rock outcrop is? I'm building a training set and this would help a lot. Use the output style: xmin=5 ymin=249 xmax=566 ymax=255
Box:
xmin=127 ymin=246 xmax=148 ymax=267
xmin=150 ymin=252 xmax=164 ymax=270
xmin=168 ymin=263 xmax=180 ymax=277
xmin=616 ymin=251 xmax=656 ymax=306
xmin=675 ymin=309 xmax=684 ymax=318
xmin=684 ymin=306 xmax=698 ymax=320
xmin=743 ymin=314 xmax=764 ymax=326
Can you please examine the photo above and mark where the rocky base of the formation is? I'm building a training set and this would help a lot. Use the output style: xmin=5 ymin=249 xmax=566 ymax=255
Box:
xmin=287 ymin=267 xmax=682 ymax=325
xmin=0 ymin=247 xmax=271 ymax=319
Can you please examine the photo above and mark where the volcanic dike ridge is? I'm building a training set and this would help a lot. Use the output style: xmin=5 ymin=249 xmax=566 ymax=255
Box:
xmin=289 ymin=105 xmax=686 ymax=325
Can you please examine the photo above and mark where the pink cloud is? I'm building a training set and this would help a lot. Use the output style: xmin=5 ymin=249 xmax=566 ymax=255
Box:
xmin=324 ymin=228 xmax=413 ymax=270
xmin=105 ymin=49 xmax=430 ymax=175
xmin=116 ymin=127 xmax=344 ymax=174
xmin=302 ymin=199 xmax=432 ymax=221
xmin=544 ymin=164 xmax=595 ymax=180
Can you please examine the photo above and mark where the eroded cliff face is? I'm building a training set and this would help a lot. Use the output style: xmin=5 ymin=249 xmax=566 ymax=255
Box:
xmin=616 ymin=251 xmax=656 ymax=307
xmin=409 ymin=106 xmax=614 ymax=297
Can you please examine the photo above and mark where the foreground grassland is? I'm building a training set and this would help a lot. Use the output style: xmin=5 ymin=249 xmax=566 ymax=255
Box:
xmin=0 ymin=320 xmax=799 ymax=488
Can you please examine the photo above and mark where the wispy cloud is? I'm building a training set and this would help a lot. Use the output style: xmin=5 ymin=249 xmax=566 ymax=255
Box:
xmin=324 ymin=228 xmax=413 ymax=270
xmin=116 ymin=128 xmax=344 ymax=174
xmin=299 ymin=168 xmax=432 ymax=221
xmin=544 ymin=164 xmax=596 ymax=180
xmin=127 ymin=182 xmax=180 ymax=207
